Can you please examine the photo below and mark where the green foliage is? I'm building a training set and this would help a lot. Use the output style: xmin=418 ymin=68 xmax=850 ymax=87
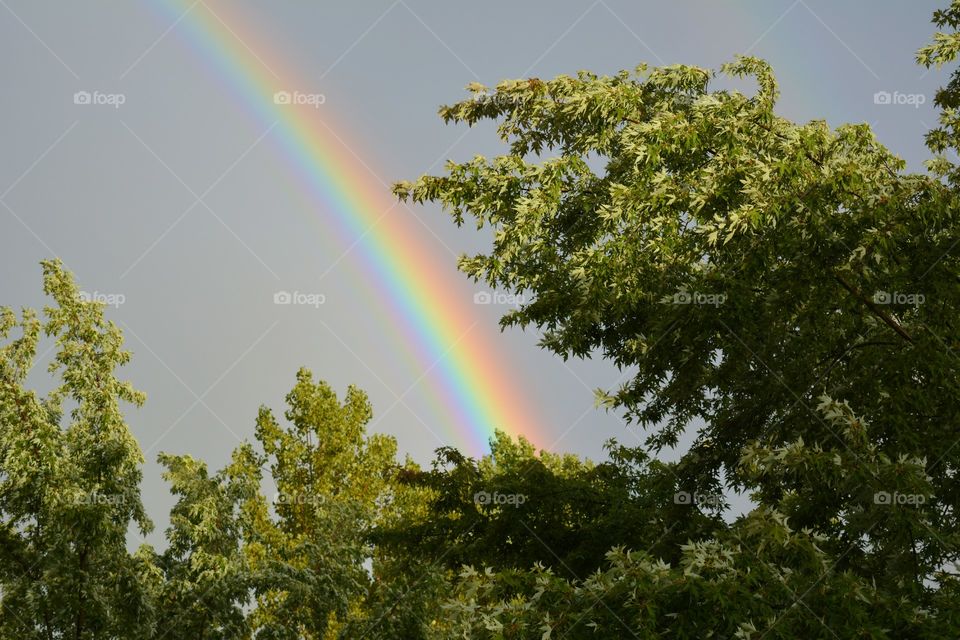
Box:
xmin=4 ymin=3 xmax=960 ymax=638
xmin=919 ymin=0 xmax=960 ymax=182
xmin=376 ymin=431 xmax=722 ymax=580
xmin=396 ymin=51 xmax=960 ymax=635
xmin=243 ymin=368 xmax=398 ymax=639
xmin=395 ymin=57 xmax=952 ymax=484
xmin=0 ymin=260 xmax=155 ymax=639
xmin=148 ymin=446 xmax=261 ymax=639
xmin=428 ymin=403 xmax=959 ymax=639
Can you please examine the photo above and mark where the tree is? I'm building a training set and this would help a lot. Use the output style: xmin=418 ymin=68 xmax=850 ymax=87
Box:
xmin=919 ymin=0 xmax=960 ymax=187
xmin=393 ymin=59 xmax=957 ymax=556
xmin=339 ymin=459 xmax=448 ymax=640
xmin=146 ymin=445 xmax=262 ymax=639
xmin=427 ymin=400 xmax=959 ymax=639
xmin=0 ymin=260 xmax=156 ymax=639
xmin=243 ymin=368 xmax=397 ymax=639
xmin=376 ymin=431 xmax=722 ymax=580
xmin=394 ymin=9 xmax=960 ymax=635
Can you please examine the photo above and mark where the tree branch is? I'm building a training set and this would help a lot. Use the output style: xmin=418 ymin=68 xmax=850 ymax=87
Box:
xmin=832 ymin=272 xmax=914 ymax=343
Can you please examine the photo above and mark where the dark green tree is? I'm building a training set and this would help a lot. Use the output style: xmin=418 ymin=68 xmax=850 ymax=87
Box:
xmin=145 ymin=446 xmax=261 ymax=639
xmin=376 ymin=431 xmax=722 ymax=580
xmin=394 ymin=4 xmax=960 ymax=635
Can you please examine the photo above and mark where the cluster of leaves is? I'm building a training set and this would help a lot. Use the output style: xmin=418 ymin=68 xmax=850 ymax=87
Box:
xmin=395 ymin=57 xmax=954 ymax=491
xmin=0 ymin=262 xmax=400 ymax=639
xmin=5 ymin=2 xmax=960 ymax=637
xmin=426 ymin=399 xmax=960 ymax=639
xmin=0 ymin=262 xmax=155 ymax=639
xmin=374 ymin=433 xmax=722 ymax=580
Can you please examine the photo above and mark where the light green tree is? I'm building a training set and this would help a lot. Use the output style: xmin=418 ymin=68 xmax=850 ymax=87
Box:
xmin=244 ymin=368 xmax=397 ymax=639
xmin=0 ymin=260 xmax=155 ymax=639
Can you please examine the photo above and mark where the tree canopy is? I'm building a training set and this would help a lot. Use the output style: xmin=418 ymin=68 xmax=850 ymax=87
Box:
xmin=4 ymin=2 xmax=960 ymax=637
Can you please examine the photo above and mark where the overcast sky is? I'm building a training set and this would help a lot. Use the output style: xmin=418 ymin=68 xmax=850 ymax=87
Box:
xmin=0 ymin=0 xmax=946 ymax=546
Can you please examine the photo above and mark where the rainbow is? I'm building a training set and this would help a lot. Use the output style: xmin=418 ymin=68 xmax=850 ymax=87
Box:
xmin=143 ymin=0 xmax=543 ymax=455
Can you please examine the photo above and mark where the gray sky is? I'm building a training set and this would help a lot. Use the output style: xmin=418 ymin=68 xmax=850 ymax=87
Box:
xmin=0 ymin=0 xmax=946 ymax=546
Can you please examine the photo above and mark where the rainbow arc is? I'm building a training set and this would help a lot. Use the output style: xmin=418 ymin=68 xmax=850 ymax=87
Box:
xmin=148 ymin=0 xmax=544 ymax=455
